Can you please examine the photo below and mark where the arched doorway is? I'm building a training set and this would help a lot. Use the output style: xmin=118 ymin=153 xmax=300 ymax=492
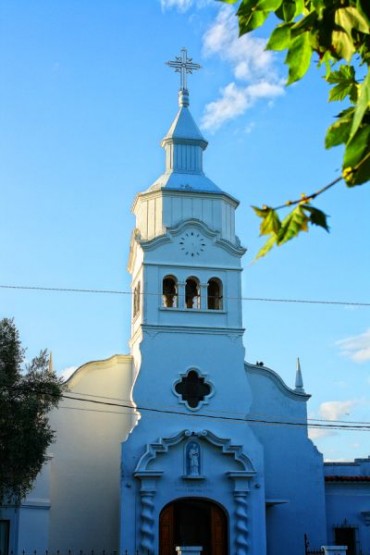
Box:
xmin=159 ymin=497 xmax=228 ymax=555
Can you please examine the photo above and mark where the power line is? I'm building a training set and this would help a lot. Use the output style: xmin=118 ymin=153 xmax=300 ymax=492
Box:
xmin=64 ymin=390 xmax=370 ymax=427
xmin=60 ymin=393 xmax=370 ymax=432
xmin=0 ymin=284 xmax=130 ymax=296
xmin=6 ymin=383 xmax=370 ymax=431
xmin=1 ymin=284 xmax=369 ymax=307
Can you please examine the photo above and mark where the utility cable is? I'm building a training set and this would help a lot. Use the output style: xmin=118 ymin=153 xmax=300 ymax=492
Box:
xmin=59 ymin=392 xmax=370 ymax=431
xmin=1 ymin=284 xmax=369 ymax=307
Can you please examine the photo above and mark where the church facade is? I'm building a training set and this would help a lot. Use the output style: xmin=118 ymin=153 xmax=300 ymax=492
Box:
xmin=1 ymin=52 xmax=369 ymax=555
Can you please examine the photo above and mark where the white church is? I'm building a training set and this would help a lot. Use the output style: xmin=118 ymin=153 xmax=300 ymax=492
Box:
xmin=2 ymin=50 xmax=370 ymax=555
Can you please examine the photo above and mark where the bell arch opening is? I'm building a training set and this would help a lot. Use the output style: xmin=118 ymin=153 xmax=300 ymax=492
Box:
xmin=159 ymin=497 xmax=228 ymax=555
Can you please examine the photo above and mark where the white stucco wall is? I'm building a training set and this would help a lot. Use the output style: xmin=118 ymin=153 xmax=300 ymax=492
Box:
xmin=46 ymin=354 xmax=134 ymax=552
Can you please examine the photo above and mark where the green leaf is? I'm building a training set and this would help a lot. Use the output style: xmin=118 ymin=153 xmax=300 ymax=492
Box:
xmin=293 ymin=0 xmax=304 ymax=17
xmin=238 ymin=0 xmax=270 ymax=34
xmin=266 ymin=23 xmax=292 ymax=50
xmin=237 ymin=0 xmax=258 ymax=13
xmin=260 ymin=209 xmax=281 ymax=236
xmin=252 ymin=206 xmax=281 ymax=236
xmin=301 ymin=204 xmax=330 ymax=231
xmin=332 ymin=30 xmax=355 ymax=61
xmin=326 ymin=65 xmax=358 ymax=102
xmin=255 ymin=235 xmax=277 ymax=259
xmin=258 ymin=0 xmax=282 ymax=11
xmin=291 ymin=11 xmax=318 ymax=34
xmin=329 ymin=81 xmax=358 ymax=102
xmin=343 ymin=123 xmax=370 ymax=185
xmin=275 ymin=0 xmax=296 ymax=22
xmin=327 ymin=65 xmax=355 ymax=85
xmin=217 ymin=0 xmax=239 ymax=3
xmin=335 ymin=6 xmax=370 ymax=36
xmin=285 ymin=32 xmax=312 ymax=84
xmin=332 ymin=7 xmax=369 ymax=61
xmin=325 ymin=113 xmax=353 ymax=148
xmin=252 ymin=205 xmax=270 ymax=218
xmin=350 ymin=70 xmax=370 ymax=139
xmin=277 ymin=205 xmax=309 ymax=245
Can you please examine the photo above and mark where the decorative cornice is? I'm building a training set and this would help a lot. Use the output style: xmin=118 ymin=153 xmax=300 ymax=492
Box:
xmin=142 ymin=324 xmax=245 ymax=336
xmin=136 ymin=218 xmax=246 ymax=256
xmin=145 ymin=261 xmax=243 ymax=271
xmin=132 ymin=188 xmax=239 ymax=214
xmin=246 ymin=362 xmax=311 ymax=401
xmin=134 ymin=429 xmax=256 ymax=474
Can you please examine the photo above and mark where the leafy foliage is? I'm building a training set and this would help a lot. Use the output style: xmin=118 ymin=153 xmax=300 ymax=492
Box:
xmin=219 ymin=0 xmax=370 ymax=257
xmin=0 ymin=318 xmax=65 ymax=504
xmin=252 ymin=201 xmax=330 ymax=257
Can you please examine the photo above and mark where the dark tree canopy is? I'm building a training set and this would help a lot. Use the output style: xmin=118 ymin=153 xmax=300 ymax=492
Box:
xmin=0 ymin=318 xmax=65 ymax=504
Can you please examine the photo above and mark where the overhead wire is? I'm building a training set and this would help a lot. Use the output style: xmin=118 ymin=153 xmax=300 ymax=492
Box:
xmin=57 ymin=392 xmax=370 ymax=432
xmin=61 ymin=390 xmax=370 ymax=427
xmin=1 ymin=284 xmax=369 ymax=307
xmin=2 ymin=286 xmax=369 ymax=432
xmin=4 ymin=380 xmax=370 ymax=431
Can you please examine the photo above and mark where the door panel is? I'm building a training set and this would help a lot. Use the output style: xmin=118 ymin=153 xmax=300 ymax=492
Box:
xmin=160 ymin=504 xmax=174 ymax=555
xmin=159 ymin=498 xmax=227 ymax=555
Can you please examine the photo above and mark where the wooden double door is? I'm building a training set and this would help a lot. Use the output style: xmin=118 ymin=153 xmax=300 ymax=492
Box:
xmin=159 ymin=497 xmax=228 ymax=555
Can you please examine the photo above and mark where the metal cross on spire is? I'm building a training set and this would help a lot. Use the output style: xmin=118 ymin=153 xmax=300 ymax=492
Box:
xmin=166 ymin=48 xmax=201 ymax=91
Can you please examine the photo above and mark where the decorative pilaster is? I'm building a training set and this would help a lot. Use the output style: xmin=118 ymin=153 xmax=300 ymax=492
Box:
xmin=227 ymin=472 xmax=254 ymax=555
xmin=140 ymin=490 xmax=155 ymax=553
xmin=234 ymin=491 xmax=249 ymax=555
xmin=134 ymin=471 xmax=163 ymax=555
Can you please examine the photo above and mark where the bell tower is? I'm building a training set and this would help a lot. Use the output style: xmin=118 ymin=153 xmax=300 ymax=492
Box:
xmin=128 ymin=49 xmax=247 ymax=364
xmin=122 ymin=50 xmax=266 ymax=555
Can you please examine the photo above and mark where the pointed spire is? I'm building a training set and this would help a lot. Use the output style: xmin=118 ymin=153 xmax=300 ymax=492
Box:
xmin=147 ymin=49 xmax=223 ymax=193
xmin=48 ymin=352 xmax=54 ymax=373
xmin=295 ymin=357 xmax=305 ymax=392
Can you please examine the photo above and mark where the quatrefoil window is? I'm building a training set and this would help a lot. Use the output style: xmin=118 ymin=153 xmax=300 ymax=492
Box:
xmin=174 ymin=369 xmax=213 ymax=410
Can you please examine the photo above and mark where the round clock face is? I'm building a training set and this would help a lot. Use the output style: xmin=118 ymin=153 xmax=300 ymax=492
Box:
xmin=179 ymin=231 xmax=206 ymax=256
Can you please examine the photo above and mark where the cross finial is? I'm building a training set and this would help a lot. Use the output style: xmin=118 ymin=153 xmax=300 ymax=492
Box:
xmin=166 ymin=48 xmax=201 ymax=91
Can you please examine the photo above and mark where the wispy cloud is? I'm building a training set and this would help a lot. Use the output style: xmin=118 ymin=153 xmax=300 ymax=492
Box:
xmin=160 ymin=0 xmax=193 ymax=11
xmin=201 ymin=6 xmax=284 ymax=131
xmin=308 ymin=428 xmax=336 ymax=440
xmin=336 ymin=329 xmax=370 ymax=363
xmin=160 ymin=2 xmax=284 ymax=130
xmin=160 ymin=0 xmax=211 ymax=11
xmin=319 ymin=399 xmax=359 ymax=421
xmin=59 ymin=366 xmax=77 ymax=381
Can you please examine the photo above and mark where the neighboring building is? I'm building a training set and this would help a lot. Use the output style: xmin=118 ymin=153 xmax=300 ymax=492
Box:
xmin=1 ymin=52 xmax=369 ymax=555
xmin=324 ymin=458 xmax=370 ymax=555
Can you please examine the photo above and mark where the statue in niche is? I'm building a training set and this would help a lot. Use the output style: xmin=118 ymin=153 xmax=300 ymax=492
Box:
xmin=186 ymin=441 xmax=201 ymax=477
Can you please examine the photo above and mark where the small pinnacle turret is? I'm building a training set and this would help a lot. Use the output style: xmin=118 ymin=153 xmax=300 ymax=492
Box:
xmin=295 ymin=357 xmax=305 ymax=392
xmin=48 ymin=352 xmax=54 ymax=373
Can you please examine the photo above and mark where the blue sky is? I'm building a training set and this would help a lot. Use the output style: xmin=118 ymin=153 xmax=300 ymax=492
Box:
xmin=1 ymin=0 xmax=369 ymax=461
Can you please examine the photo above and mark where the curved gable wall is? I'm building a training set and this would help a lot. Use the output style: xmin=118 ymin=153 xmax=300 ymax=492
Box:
xmin=246 ymin=362 xmax=327 ymax=555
